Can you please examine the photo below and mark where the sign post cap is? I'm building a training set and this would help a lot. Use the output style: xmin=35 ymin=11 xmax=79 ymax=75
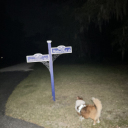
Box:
xmin=47 ymin=40 xmax=52 ymax=43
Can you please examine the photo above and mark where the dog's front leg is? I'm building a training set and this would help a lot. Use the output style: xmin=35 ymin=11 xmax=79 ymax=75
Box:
xmin=97 ymin=118 xmax=100 ymax=123
xmin=93 ymin=120 xmax=96 ymax=125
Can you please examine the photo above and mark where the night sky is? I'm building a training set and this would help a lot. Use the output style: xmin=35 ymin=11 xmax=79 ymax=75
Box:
xmin=0 ymin=0 xmax=128 ymax=67
xmin=6 ymin=0 xmax=55 ymax=36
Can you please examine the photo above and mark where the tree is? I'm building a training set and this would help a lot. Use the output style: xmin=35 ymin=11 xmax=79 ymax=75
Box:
xmin=64 ymin=0 xmax=128 ymax=61
xmin=112 ymin=20 xmax=128 ymax=61
xmin=74 ymin=0 xmax=127 ymax=30
xmin=46 ymin=0 xmax=128 ymax=61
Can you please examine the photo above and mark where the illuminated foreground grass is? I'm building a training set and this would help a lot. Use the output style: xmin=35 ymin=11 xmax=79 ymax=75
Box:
xmin=6 ymin=63 xmax=128 ymax=128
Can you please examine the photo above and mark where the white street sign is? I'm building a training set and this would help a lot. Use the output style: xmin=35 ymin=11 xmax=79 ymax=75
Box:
xmin=51 ymin=45 xmax=72 ymax=54
xmin=26 ymin=53 xmax=49 ymax=63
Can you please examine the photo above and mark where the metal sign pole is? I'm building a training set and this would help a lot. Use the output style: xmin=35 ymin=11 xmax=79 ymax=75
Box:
xmin=47 ymin=40 xmax=55 ymax=101
xmin=26 ymin=40 xmax=72 ymax=102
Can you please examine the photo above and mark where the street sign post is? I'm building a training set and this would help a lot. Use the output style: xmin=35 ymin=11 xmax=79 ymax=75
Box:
xmin=26 ymin=40 xmax=72 ymax=101
xmin=47 ymin=40 xmax=55 ymax=101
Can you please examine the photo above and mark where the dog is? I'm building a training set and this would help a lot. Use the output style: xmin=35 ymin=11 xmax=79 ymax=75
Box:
xmin=75 ymin=96 xmax=102 ymax=125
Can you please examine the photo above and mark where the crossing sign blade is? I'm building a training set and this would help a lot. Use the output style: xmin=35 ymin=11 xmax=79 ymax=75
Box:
xmin=51 ymin=45 xmax=72 ymax=54
xmin=26 ymin=53 xmax=49 ymax=63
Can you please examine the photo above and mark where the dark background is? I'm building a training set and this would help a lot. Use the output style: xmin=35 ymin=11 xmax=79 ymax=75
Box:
xmin=0 ymin=0 xmax=128 ymax=68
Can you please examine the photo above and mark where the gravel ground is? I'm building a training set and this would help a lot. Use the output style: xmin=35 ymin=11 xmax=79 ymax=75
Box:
xmin=0 ymin=63 xmax=44 ymax=128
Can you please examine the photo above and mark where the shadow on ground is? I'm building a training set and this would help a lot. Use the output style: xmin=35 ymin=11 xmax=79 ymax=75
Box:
xmin=0 ymin=71 xmax=44 ymax=128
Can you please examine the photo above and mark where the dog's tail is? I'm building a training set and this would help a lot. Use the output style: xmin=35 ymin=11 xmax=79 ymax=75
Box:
xmin=92 ymin=97 xmax=102 ymax=120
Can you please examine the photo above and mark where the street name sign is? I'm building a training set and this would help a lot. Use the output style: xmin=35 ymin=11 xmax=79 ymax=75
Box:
xmin=51 ymin=45 xmax=72 ymax=54
xmin=26 ymin=53 xmax=49 ymax=63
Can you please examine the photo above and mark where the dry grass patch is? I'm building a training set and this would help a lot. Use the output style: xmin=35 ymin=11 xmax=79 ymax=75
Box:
xmin=6 ymin=63 xmax=128 ymax=128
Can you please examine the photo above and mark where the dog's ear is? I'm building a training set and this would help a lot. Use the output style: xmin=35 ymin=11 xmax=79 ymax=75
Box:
xmin=77 ymin=96 xmax=83 ymax=100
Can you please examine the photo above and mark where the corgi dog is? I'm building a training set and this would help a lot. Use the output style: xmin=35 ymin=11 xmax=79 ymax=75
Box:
xmin=75 ymin=96 xmax=102 ymax=125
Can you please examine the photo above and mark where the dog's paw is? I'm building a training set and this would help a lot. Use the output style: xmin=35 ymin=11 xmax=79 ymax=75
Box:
xmin=93 ymin=123 xmax=96 ymax=125
xmin=97 ymin=120 xmax=100 ymax=123
xmin=79 ymin=116 xmax=84 ymax=122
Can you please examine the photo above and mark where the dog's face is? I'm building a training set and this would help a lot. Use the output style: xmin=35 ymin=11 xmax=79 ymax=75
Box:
xmin=77 ymin=96 xmax=83 ymax=100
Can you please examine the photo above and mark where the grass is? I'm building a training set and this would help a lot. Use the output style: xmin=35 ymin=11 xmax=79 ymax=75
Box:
xmin=6 ymin=63 xmax=128 ymax=128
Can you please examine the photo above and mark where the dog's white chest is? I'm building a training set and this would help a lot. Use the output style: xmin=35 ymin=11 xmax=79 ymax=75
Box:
xmin=75 ymin=100 xmax=86 ymax=113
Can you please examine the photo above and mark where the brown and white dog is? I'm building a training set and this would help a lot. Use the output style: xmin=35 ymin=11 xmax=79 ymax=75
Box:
xmin=75 ymin=96 xmax=102 ymax=125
